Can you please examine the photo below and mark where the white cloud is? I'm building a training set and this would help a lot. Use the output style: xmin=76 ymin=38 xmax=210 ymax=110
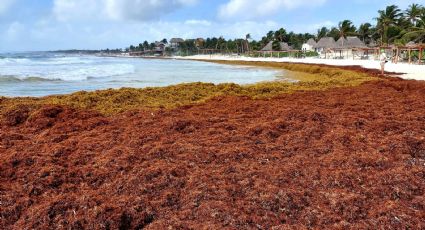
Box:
xmin=105 ymin=0 xmax=197 ymax=21
xmin=53 ymin=0 xmax=101 ymax=21
xmin=218 ymin=0 xmax=327 ymax=20
xmin=0 ymin=0 xmax=16 ymax=15
xmin=0 ymin=19 xmax=280 ymax=51
xmin=305 ymin=20 xmax=335 ymax=32
xmin=4 ymin=21 xmax=24 ymax=42
xmin=53 ymin=0 xmax=198 ymax=22
xmin=185 ymin=20 xmax=212 ymax=26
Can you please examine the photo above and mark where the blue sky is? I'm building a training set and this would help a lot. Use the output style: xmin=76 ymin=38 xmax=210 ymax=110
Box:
xmin=0 ymin=0 xmax=424 ymax=52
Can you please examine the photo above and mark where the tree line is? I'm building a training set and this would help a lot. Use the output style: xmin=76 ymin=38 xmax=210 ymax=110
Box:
xmin=126 ymin=4 xmax=425 ymax=53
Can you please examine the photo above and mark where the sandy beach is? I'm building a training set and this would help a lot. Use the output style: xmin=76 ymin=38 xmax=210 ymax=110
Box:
xmin=177 ymin=55 xmax=425 ymax=81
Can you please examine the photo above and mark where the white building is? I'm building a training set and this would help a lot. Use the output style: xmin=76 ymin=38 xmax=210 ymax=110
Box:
xmin=302 ymin=38 xmax=317 ymax=52
xmin=170 ymin=38 xmax=185 ymax=49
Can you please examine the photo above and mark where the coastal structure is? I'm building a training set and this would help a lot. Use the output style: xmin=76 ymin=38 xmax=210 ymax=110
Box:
xmin=195 ymin=38 xmax=205 ymax=48
xmin=312 ymin=36 xmax=369 ymax=59
xmin=334 ymin=36 xmax=368 ymax=59
xmin=261 ymin=41 xmax=293 ymax=51
xmin=170 ymin=38 xmax=185 ymax=48
xmin=154 ymin=42 xmax=166 ymax=52
xmin=336 ymin=36 xmax=367 ymax=49
xmin=302 ymin=38 xmax=317 ymax=52
xmin=314 ymin=37 xmax=337 ymax=53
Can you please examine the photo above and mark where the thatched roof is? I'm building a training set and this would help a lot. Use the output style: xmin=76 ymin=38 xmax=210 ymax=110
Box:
xmin=368 ymin=40 xmax=379 ymax=48
xmin=170 ymin=38 xmax=184 ymax=43
xmin=261 ymin=41 xmax=293 ymax=51
xmin=306 ymin=38 xmax=317 ymax=46
xmin=336 ymin=36 xmax=367 ymax=49
xmin=314 ymin=37 xmax=336 ymax=49
xmin=406 ymin=41 xmax=416 ymax=47
xmin=155 ymin=41 xmax=165 ymax=46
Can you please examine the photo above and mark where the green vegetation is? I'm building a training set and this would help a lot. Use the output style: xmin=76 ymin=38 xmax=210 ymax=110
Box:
xmin=0 ymin=62 xmax=376 ymax=117
xmin=126 ymin=4 xmax=425 ymax=54
xmin=249 ymin=51 xmax=319 ymax=58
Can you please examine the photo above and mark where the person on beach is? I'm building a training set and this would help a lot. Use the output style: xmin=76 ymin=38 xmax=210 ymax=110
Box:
xmin=380 ymin=50 xmax=388 ymax=75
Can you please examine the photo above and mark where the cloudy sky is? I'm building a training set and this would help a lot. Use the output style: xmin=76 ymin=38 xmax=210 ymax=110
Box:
xmin=0 ymin=0 xmax=424 ymax=51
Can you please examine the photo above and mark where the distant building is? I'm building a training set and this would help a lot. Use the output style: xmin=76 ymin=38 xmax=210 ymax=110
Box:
xmin=314 ymin=37 xmax=337 ymax=53
xmin=154 ymin=42 xmax=166 ymax=52
xmin=302 ymin=38 xmax=317 ymax=52
xmin=406 ymin=41 xmax=416 ymax=48
xmin=195 ymin=38 xmax=205 ymax=48
xmin=170 ymin=38 xmax=185 ymax=48
xmin=336 ymin=36 xmax=367 ymax=49
xmin=368 ymin=40 xmax=379 ymax=48
xmin=261 ymin=41 xmax=293 ymax=51
xmin=333 ymin=36 xmax=369 ymax=59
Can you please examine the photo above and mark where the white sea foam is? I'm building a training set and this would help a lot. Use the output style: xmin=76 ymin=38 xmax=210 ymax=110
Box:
xmin=0 ymin=53 xmax=283 ymax=97
xmin=0 ymin=55 xmax=135 ymax=81
xmin=0 ymin=58 xmax=32 ymax=65
xmin=0 ymin=56 xmax=96 ymax=66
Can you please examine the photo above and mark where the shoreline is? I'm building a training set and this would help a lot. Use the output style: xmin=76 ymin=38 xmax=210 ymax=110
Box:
xmin=100 ymin=53 xmax=420 ymax=80
xmin=130 ymin=55 xmax=399 ymax=80
xmin=156 ymin=55 xmax=424 ymax=81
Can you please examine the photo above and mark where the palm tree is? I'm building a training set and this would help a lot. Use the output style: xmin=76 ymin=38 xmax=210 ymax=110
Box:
xmin=376 ymin=5 xmax=402 ymax=45
xmin=266 ymin=31 xmax=274 ymax=40
xmin=405 ymin=4 xmax=423 ymax=26
xmin=274 ymin=28 xmax=287 ymax=42
xmin=421 ymin=8 xmax=425 ymax=27
xmin=402 ymin=11 xmax=425 ymax=43
xmin=317 ymin=27 xmax=329 ymax=40
xmin=215 ymin=36 xmax=226 ymax=51
xmin=328 ymin=27 xmax=340 ymax=41
xmin=245 ymin=33 xmax=251 ymax=53
xmin=337 ymin=20 xmax=357 ymax=46
xmin=143 ymin=41 xmax=149 ymax=51
xmin=358 ymin=23 xmax=372 ymax=43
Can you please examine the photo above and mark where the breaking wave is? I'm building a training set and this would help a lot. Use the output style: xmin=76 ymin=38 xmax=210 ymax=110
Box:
xmin=0 ymin=76 xmax=61 ymax=83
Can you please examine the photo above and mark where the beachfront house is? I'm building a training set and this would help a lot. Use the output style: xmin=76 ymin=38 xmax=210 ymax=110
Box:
xmin=170 ymin=38 xmax=185 ymax=48
xmin=154 ymin=42 xmax=166 ymax=53
xmin=314 ymin=37 xmax=337 ymax=58
xmin=302 ymin=38 xmax=317 ymax=52
xmin=336 ymin=36 xmax=367 ymax=49
xmin=335 ymin=36 xmax=368 ymax=59
xmin=195 ymin=38 xmax=205 ymax=48
xmin=261 ymin=41 xmax=293 ymax=51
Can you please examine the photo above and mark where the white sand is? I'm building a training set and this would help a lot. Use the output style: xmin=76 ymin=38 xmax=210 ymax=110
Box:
xmin=176 ymin=55 xmax=425 ymax=81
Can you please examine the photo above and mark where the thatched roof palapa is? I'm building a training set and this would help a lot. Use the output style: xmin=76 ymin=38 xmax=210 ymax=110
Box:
xmin=336 ymin=36 xmax=367 ymax=49
xmin=368 ymin=40 xmax=379 ymax=48
xmin=406 ymin=41 xmax=416 ymax=48
xmin=261 ymin=41 xmax=293 ymax=51
xmin=170 ymin=38 xmax=185 ymax=44
xmin=306 ymin=38 xmax=317 ymax=47
xmin=314 ymin=37 xmax=337 ymax=49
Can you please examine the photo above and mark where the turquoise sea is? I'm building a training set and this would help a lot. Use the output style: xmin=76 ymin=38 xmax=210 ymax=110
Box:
xmin=0 ymin=52 xmax=290 ymax=97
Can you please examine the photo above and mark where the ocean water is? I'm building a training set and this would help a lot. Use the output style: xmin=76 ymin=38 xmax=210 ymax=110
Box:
xmin=0 ymin=52 xmax=287 ymax=97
